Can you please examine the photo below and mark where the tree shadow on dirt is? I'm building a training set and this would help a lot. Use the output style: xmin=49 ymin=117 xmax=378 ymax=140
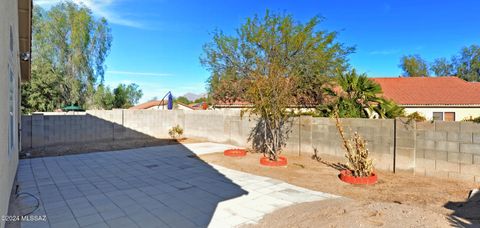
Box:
xmin=311 ymin=148 xmax=348 ymax=171
xmin=444 ymin=189 xmax=480 ymax=227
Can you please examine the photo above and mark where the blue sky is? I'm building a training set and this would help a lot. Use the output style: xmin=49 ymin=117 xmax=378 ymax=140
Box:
xmin=35 ymin=0 xmax=480 ymax=103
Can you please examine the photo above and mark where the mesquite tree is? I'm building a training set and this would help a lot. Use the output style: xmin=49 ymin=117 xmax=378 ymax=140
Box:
xmin=201 ymin=11 xmax=353 ymax=160
xmin=244 ymin=67 xmax=295 ymax=161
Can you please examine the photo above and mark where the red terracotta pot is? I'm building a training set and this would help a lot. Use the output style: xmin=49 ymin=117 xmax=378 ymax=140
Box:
xmin=339 ymin=170 xmax=377 ymax=185
xmin=224 ymin=149 xmax=247 ymax=157
xmin=260 ymin=156 xmax=288 ymax=167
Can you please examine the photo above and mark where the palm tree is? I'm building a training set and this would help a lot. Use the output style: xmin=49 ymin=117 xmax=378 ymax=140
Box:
xmin=374 ymin=99 xmax=405 ymax=119
xmin=318 ymin=70 xmax=404 ymax=118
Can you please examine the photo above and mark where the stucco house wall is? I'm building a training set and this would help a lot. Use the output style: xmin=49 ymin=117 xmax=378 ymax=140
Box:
xmin=404 ymin=107 xmax=480 ymax=121
xmin=0 ymin=0 xmax=22 ymax=226
xmin=372 ymin=77 xmax=480 ymax=122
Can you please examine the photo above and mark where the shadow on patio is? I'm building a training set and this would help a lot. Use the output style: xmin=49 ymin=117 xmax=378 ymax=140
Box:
xmin=9 ymin=114 xmax=249 ymax=228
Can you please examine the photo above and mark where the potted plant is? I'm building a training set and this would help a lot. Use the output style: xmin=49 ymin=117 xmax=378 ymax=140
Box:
xmin=244 ymin=71 xmax=294 ymax=167
xmin=335 ymin=113 xmax=377 ymax=185
xmin=168 ymin=125 xmax=184 ymax=139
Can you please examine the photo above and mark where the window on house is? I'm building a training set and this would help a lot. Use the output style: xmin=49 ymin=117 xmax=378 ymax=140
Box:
xmin=433 ymin=112 xmax=443 ymax=121
xmin=444 ymin=112 xmax=455 ymax=122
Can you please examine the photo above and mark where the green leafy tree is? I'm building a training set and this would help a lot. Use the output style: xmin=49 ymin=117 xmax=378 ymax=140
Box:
xmin=112 ymin=85 xmax=129 ymax=109
xmin=425 ymin=45 xmax=480 ymax=81
xmin=430 ymin=57 xmax=455 ymax=76
xmin=406 ymin=112 xmax=427 ymax=122
xmin=21 ymin=60 xmax=63 ymax=113
xmin=202 ymin=11 xmax=354 ymax=160
xmin=175 ymin=96 xmax=191 ymax=104
xmin=453 ymin=45 xmax=480 ymax=82
xmin=399 ymin=55 xmax=429 ymax=77
xmin=91 ymin=84 xmax=114 ymax=110
xmin=22 ymin=1 xmax=112 ymax=112
xmin=374 ymin=99 xmax=405 ymax=119
xmin=319 ymin=70 xmax=404 ymax=118
xmin=201 ymin=11 xmax=354 ymax=106
xmin=193 ymin=97 xmax=207 ymax=103
xmin=112 ymin=84 xmax=143 ymax=109
xmin=244 ymin=69 xmax=296 ymax=161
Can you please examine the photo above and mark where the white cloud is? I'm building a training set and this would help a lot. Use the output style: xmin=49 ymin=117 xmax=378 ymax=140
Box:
xmin=106 ymin=70 xmax=172 ymax=77
xmin=34 ymin=0 xmax=143 ymax=28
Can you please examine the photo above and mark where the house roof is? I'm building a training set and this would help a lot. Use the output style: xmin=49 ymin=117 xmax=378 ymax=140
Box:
xmin=176 ymin=102 xmax=194 ymax=110
xmin=371 ymin=77 xmax=480 ymax=106
xmin=188 ymin=102 xmax=209 ymax=110
xmin=214 ymin=100 xmax=252 ymax=108
xmin=129 ymin=100 xmax=167 ymax=110
xmin=213 ymin=100 xmax=317 ymax=108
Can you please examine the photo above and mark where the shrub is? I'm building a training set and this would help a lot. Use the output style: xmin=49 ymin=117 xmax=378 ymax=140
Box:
xmin=168 ymin=125 xmax=184 ymax=139
xmin=464 ymin=116 xmax=480 ymax=123
xmin=407 ymin=112 xmax=426 ymax=122
xmin=318 ymin=70 xmax=404 ymax=119
xmin=244 ymin=74 xmax=294 ymax=161
xmin=334 ymin=113 xmax=374 ymax=177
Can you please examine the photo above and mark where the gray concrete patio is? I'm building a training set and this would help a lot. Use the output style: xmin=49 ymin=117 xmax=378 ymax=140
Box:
xmin=12 ymin=143 xmax=338 ymax=228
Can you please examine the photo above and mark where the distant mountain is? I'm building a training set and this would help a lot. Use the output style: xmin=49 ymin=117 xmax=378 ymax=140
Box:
xmin=182 ymin=93 xmax=206 ymax=101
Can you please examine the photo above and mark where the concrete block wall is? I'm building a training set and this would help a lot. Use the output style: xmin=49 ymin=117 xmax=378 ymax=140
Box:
xmin=415 ymin=121 xmax=480 ymax=182
xmin=394 ymin=118 xmax=416 ymax=171
xmin=21 ymin=115 xmax=32 ymax=149
xmin=184 ymin=110 xmax=229 ymax=143
xmin=22 ymin=112 xmax=118 ymax=152
xmin=305 ymin=117 xmax=398 ymax=171
xmin=21 ymin=110 xmax=480 ymax=182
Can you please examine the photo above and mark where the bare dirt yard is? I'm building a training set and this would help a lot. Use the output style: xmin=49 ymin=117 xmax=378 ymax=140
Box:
xmin=244 ymin=198 xmax=450 ymax=228
xmin=200 ymin=152 xmax=479 ymax=227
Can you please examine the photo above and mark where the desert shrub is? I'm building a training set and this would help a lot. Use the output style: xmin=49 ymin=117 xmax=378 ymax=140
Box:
xmin=244 ymin=74 xmax=294 ymax=161
xmin=407 ymin=112 xmax=426 ymax=122
xmin=464 ymin=116 xmax=480 ymax=123
xmin=168 ymin=125 xmax=184 ymax=139
xmin=334 ymin=113 xmax=374 ymax=177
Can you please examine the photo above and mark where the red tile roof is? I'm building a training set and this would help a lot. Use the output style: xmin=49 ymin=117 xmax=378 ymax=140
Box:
xmin=188 ymin=102 xmax=209 ymax=110
xmin=129 ymin=100 xmax=166 ymax=110
xmin=371 ymin=77 xmax=480 ymax=106
xmin=214 ymin=100 xmax=252 ymax=108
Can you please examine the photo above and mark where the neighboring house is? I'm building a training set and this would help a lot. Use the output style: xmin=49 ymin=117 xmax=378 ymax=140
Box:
xmin=188 ymin=102 xmax=209 ymax=110
xmin=213 ymin=101 xmax=253 ymax=109
xmin=372 ymin=77 xmax=480 ymax=121
xmin=129 ymin=100 xmax=168 ymax=110
xmin=176 ymin=103 xmax=195 ymax=111
xmin=1 ymin=0 xmax=32 ymax=226
xmin=213 ymin=101 xmax=315 ymax=113
xmin=130 ymin=101 xmax=210 ymax=110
